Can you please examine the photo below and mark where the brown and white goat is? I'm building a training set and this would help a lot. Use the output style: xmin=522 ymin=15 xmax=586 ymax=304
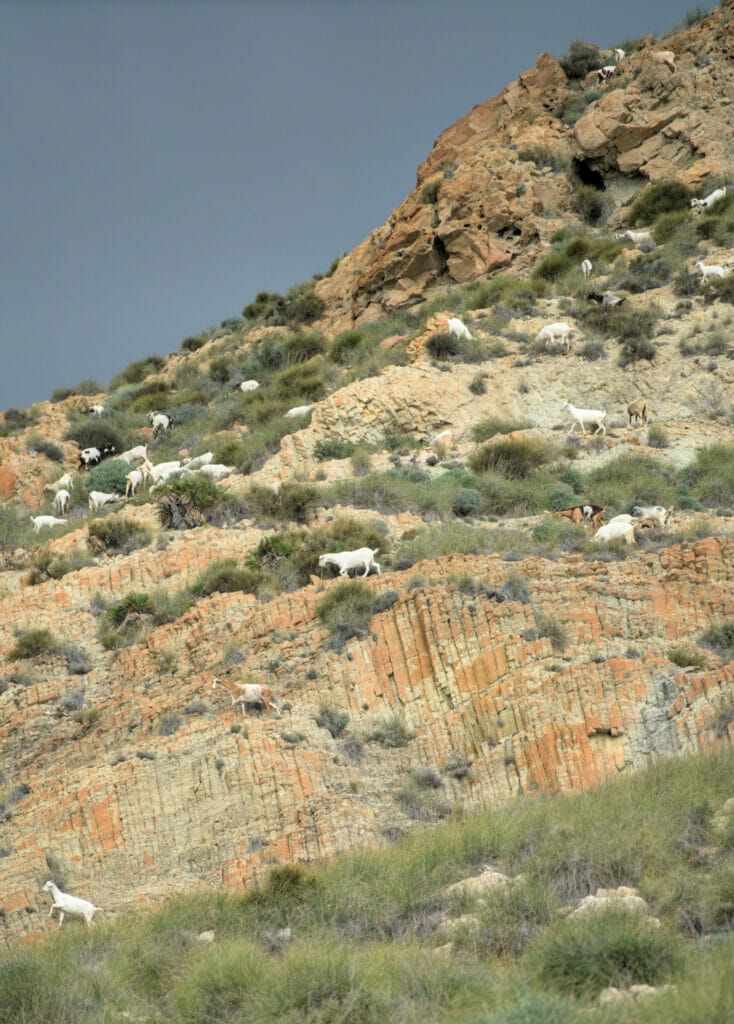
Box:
xmin=211 ymin=677 xmax=276 ymax=717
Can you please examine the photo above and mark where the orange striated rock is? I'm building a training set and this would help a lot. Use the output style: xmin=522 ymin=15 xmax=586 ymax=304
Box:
xmin=0 ymin=465 xmax=18 ymax=500
xmin=1 ymin=534 xmax=732 ymax=941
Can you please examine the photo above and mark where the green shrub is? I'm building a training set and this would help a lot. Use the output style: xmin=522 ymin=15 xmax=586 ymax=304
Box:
xmin=680 ymin=444 xmax=734 ymax=508
xmin=674 ymin=268 xmax=701 ymax=297
xmin=273 ymin=357 xmax=325 ymax=402
xmin=208 ymin=355 xmax=235 ymax=387
xmin=65 ymin=420 xmax=127 ymax=454
xmin=556 ymin=88 xmax=600 ymax=127
xmin=573 ymin=184 xmax=610 ymax=225
xmin=469 ymin=372 xmax=488 ymax=395
xmin=330 ymin=329 xmax=365 ymax=363
xmin=534 ymin=611 xmax=568 ymax=652
xmin=283 ymin=283 xmax=326 ymax=324
xmin=180 ymin=335 xmax=206 ymax=352
xmin=453 ymin=488 xmax=483 ymax=517
xmin=530 ymin=907 xmax=682 ymax=996
xmin=695 ymin=192 xmax=734 ymax=245
xmin=667 ymin=645 xmax=707 ymax=669
xmin=701 ymin=621 xmax=734 ymax=655
xmin=315 ymin=702 xmax=350 ymax=738
xmin=313 ymin=438 xmax=357 ymax=461
xmin=283 ymin=331 xmax=327 ymax=365
xmin=585 ymin=454 xmax=677 ymax=508
xmin=425 ymin=332 xmax=460 ymax=359
xmin=110 ymin=354 xmax=165 ymax=389
xmin=648 ymin=423 xmax=669 ymax=449
xmin=579 ymin=340 xmax=606 ymax=361
xmin=7 ymin=629 xmax=58 ymax=660
xmin=420 ymin=178 xmax=441 ymax=204
xmin=157 ymin=476 xmax=230 ymax=529
xmin=2 ymin=407 xmax=36 ymax=432
xmin=366 ymin=711 xmax=415 ymax=748
xmin=158 ymin=712 xmax=181 ymax=736
xmin=84 ymin=458 xmax=130 ymax=495
xmin=705 ymin=272 xmax=734 ymax=305
xmin=469 ymin=438 xmax=552 ymax=478
xmin=533 ymin=236 xmax=622 ymax=282
xmin=242 ymin=289 xmax=284 ymax=321
xmin=27 ymin=438 xmax=63 ymax=462
xmin=629 ymin=179 xmax=692 ymax=226
xmin=473 ymin=416 xmax=531 ymax=442
xmin=654 ymin=209 xmax=691 ymax=243
xmin=559 ymin=38 xmax=603 ymax=79
xmin=618 ymin=255 xmax=672 ymax=294
xmin=191 ymin=558 xmax=263 ymax=598
xmin=316 ymin=580 xmax=375 ymax=648
xmin=87 ymin=515 xmax=152 ymax=553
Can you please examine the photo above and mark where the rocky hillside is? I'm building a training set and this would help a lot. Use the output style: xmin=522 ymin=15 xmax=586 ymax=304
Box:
xmin=1 ymin=5 xmax=734 ymax=944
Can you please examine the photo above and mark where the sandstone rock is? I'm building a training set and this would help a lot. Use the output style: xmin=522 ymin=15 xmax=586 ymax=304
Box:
xmin=446 ymin=866 xmax=514 ymax=899
xmin=0 ymin=465 xmax=18 ymax=500
xmin=570 ymin=885 xmax=652 ymax=919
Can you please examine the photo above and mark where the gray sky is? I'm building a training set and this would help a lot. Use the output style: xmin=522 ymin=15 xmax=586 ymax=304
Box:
xmin=1 ymin=0 xmax=704 ymax=411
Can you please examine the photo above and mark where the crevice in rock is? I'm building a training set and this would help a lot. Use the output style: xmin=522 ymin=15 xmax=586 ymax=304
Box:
xmin=431 ymin=235 xmax=449 ymax=275
xmin=573 ymin=158 xmax=606 ymax=190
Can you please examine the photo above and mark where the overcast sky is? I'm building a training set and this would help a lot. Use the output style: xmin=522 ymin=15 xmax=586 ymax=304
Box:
xmin=1 ymin=0 xmax=704 ymax=411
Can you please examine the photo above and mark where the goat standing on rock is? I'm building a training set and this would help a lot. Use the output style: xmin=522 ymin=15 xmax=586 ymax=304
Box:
xmin=319 ymin=547 xmax=380 ymax=578
xmin=211 ymin=677 xmax=277 ymax=717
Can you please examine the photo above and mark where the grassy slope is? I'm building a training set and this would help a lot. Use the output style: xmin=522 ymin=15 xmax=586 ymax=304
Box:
xmin=2 ymin=747 xmax=733 ymax=1023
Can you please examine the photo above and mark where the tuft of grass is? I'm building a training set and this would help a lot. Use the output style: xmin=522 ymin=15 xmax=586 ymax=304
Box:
xmin=700 ymin=621 xmax=734 ymax=657
xmin=7 ymin=630 xmax=58 ymax=660
xmin=473 ymin=416 xmax=531 ymax=442
xmin=679 ymin=444 xmax=734 ymax=509
xmin=315 ymin=701 xmax=350 ymax=738
xmin=469 ymin=438 xmax=553 ymax=479
xmin=316 ymin=580 xmax=376 ymax=649
xmin=667 ymin=645 xmax=707 ymax=669
xmin=366 ymin=711 xmax=415 ymax=748
xmin=87 ymin=515 xmax=152 ymax=554
xmin=529 ymin=907 xmax=683 ymax=996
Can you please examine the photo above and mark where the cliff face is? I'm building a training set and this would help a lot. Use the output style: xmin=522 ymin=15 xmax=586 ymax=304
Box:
xmin=2 ymin=5 xmax=734 ymax=945
xmin=315 ymin=4 xmax=734 ymax=330
xmin=1 ymin=529 xmax=732 ymax=942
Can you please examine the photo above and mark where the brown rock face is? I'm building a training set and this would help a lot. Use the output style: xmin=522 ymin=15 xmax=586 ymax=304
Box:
xmin=0 ymin=465 xmax=18 ymax=500
xmin=314 ymin=5 xmax=734 ymax=331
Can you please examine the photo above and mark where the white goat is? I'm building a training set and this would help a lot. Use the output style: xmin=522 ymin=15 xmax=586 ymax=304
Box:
xmin=31 ymin=515 xmax=67 ymax=532
xmin=613 ymin=47 xmax=625 ymax=62
xmin=42 ymin=880 xmax=100 ymax=928
xmin=193 ymin=463 xmax=235 ymax=481
xmin=596 ymin=65 xmax=616 ymax=83
xmin=144 ymin=459 xmax=183 ymax=483
xmin=285 ymin=404 xmax=314 ymax=418
xmin=632 ymin=505 xmax=672 ymax=529
xmin=148 ymin=411 xmax=172 ymax=436
xmin=181 ymin=452 xmax=214 ymax=470
xmin=606 ymin=514 xmax=634 ymax=525
xmin=445 ymin=316 xmax=473 ymax=342
xmin=88 ymin=490 xmax=119 ymax=512
xmin=581 ymin=259 xmax=593 ymax=279
xmin=53 ymin=489 xmax=71 ymax=516
xmin=318 ymin=547 xmax=380 ymax=578
xmin=433 ymin=429 xmax=455 ymax=447
xmin=561 ymin=401 xmax=606 ymax=436
xmin=237 ymin=379 xmax=260 ymax=392
xmin=124 ymin=464 xmax=151 ymax=498
xmin=211 ymin=677 xmax=277 ymax=717
xmin=695 ymin=260 xmax=726 ymax=284
xmin=592 ymin=521 xmax=637 ymax=545
xmin=43 ymin=472 xmax=73 ymax=494
xmin=691 ymin=187 xmax=726 ymax=210
xmin=616 ymin=230 xmax=653 ymax=245
xmin=88 ymin=404 xmax=105 ymax=416
xmin=118 ymin=444 xmax=148 ymax=465
xmin=536 ymin=322 xmax=573 ymax=353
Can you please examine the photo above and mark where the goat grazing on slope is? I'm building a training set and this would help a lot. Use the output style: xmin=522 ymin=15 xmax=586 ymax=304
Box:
xmin=148 ymin=411 xmax=172 ymax=437
xmin=211 ymin=677 xmax=277 ymax=717
xmin=592 ymin=521 xmax=637 ymax=545
xmin=31 ymin=515 xmax=67 ymax=532
xmin=627 ymin=399 xmax=648 ymax=426
xmin=536 ymin=322 xmax=573 ymax=353
xmin=691 ymin=187 xmax=726 ymax=210
xmin=561 ymin=401 xmax=606 ymax=436
xmin=88 ymin=490 xmax=119 ymax=512
xmin=581 ymin=259 xmax=593 ymax=279
xmin=43 ymin=472 xmax=73 ymax=495
xmin=445 ymin=316 xmax=473 ymax=342
xmin=318 ymin=547 xmax=380 ymax=578
xmin=554 ymin=504 xmax=606 ymax=529
xmin=52 ymin=489 xmax=71 ymax=516
xmin=43 ymin=880 xmax=101 ymax=928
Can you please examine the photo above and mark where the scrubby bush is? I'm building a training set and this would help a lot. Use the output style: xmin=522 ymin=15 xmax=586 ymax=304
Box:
xmin=530 ymin=908 xmax=682 ymax=996
xmin=181 ymin=335 xmax=206 ymax=352
xmin=366 ymin=711 xmax=414 ymax=747
xmin=7 ymin=629 xmax=58 ymax=660
xmin=629 ymin=179 xmax=692 ymax=226
xmin=283 ymin=331 xmax=327 ymax=365
xmin=157 ymin=476 xmax=230 ymax=530
xmin=701 ymin=620 xmax=734 ymax=655
xmin=27 ymin=438 xmax=63 ymax=462
xmin=2 ymin=407 xmax=36 ymax=432
xmin=192 ymin=558 xmax=264 ymax=598
xmin=469 ymin=438 xmax=552 ymax=478
xmin=559 ymin=39 xmax=602 ymax=79
xmin=272 ymin=357 xmax=325 ymax=403
xmin=313 ymin=438 xmax=357 ymax=462
xmin=315 ymin=702 xmax=350 ymax=738
xmin=647 ymin=423 xmax=669 ymax=449
xmin=316 ymin=580 xmax=376 ymax=648
xmin=87 ymin=515 xmax=152 ymax=554
xmin=425 ymin=332 xmax=460 ymax=360
xmin=110 ymin=354 xmax=165 ymax=389
xmin=473 ymin=417 xmax=531 ymax=442
xmin=573 ymin=185 xmax=610 ymax=225
xmin=517 ymin=146 xmax=570 ymax=173
xmin=586 ymin=454 xmax=676 ymax=508
xmin=65 ymin=420 xmax=127 ymax=454
xmin=469 ymin=372 xmax=488 ymax=395
xmin=84 ymin=458 xmax=130 ymax=495
xmin=680 ymin=443 xmax=734 ymax=508
xmin=420 ymin=178 xmax=441 ymax=204
xmin=330 ymin=330 xmax=364 ymax=363
xmin=453 ymin=488 xmax=483 ymax=517
xmin=654 ymin=209 xmax=691 ymax=244
xmin=667 ymin=645 xmax=706 ymax=669
xmin=283 ymin=283 xmax=326 ymax=325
